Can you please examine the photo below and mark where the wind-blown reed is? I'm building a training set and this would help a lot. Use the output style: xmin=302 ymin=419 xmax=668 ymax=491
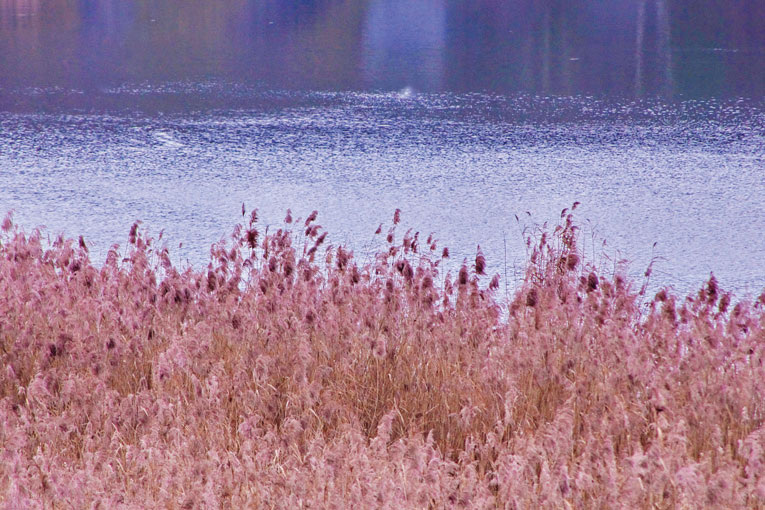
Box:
xmin=1 ymin=207 xmax=764 ymax=509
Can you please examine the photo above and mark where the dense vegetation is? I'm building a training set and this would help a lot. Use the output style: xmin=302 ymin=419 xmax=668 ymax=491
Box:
xmin=1 ymin=207 xmax=764 ymax=509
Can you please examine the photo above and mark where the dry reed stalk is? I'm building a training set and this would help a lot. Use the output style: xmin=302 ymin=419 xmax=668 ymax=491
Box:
xmin=1 ymin=206 xmax=764 ymax=509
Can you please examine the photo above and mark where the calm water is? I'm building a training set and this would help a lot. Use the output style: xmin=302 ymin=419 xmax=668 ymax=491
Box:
xmin=1 ymin=0 xmax=764 ymax=295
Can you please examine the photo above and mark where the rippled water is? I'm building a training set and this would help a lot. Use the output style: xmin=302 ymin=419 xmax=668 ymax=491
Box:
xmin=1 ymin=0 xmax=764 ymax=296
xmin=2 ymin=88 xmax=763 ymax=295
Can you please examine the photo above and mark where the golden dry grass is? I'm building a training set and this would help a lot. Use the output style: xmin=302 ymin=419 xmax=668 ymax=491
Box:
xmin=1 ymin=207 xmax=764 ymax=509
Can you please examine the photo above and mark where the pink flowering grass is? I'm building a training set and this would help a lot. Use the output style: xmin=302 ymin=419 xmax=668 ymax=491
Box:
xmin=1 ymin=207 xmax=765 ymax=509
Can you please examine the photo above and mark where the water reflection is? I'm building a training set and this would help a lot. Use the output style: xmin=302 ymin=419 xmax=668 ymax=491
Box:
xmin=635 ymin=0 xmax=647 ymax=96
xmin=1 ymin=0 xmax=763 ymax=294
xmin=655 ymin=0 xmax=674 ymax=96
xmin=1 ymin=0 xmax=762 ymax=102
xmin=635 ymin=0 xmax=674 ymax=97
xmin=362 ymin=0 xmax=446 ymax=91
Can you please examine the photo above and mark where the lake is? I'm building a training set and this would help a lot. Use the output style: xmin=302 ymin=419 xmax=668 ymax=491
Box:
xmin=1 ymin=0 xmax=764 ymax=296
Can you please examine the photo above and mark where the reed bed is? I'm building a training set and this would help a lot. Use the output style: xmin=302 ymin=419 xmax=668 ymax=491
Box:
xmin=1 ymin=206 xmax=764 ymax=509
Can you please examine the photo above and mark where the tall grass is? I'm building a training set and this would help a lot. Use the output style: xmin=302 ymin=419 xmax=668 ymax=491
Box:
xmin=1 ymin=207 xmax=764 ymax=509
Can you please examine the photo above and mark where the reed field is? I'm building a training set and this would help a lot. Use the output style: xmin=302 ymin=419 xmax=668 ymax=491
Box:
xmin=1 ymin=206 xmax=764 ymax=509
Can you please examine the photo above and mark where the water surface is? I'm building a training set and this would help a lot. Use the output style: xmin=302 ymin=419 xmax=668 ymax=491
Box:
xmin=1 ymin=0 xmax=764 ymax=295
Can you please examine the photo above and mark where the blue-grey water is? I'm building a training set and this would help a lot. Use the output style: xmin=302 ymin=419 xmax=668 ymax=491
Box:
xmin=1 ymin=0 xmax=764 ymax=296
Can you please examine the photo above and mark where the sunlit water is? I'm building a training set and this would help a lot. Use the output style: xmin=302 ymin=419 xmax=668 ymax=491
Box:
xmin=1 ymin=0 xmax=764 ymax=297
